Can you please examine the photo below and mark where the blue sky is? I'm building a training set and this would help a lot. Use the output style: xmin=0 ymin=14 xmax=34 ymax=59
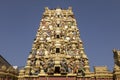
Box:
xmin=0 ymin=0 xmax=120 ymax=71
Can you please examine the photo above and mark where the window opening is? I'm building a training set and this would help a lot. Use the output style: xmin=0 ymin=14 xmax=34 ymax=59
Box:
xmin=57 ymin=24 xmax=60 ymax=27
xmin=54 ymin=66 xmax=60 ymax=73
xmin=57 ymin=35 xmax=60 ymax=38
xmin=56 ymin=48 xmax=60 ymax=53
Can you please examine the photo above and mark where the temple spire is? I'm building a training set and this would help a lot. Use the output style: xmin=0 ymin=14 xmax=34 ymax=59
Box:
xmin=18 ymin=7 xmax=90 ymax=79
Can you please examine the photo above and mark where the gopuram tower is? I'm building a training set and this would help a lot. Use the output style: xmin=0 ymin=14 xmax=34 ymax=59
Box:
xmin=18 ymin=7 xmax=90 ymax=80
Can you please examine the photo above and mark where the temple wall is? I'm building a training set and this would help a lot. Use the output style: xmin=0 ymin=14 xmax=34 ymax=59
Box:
xmin=18 ymin=76 xmax=115 ymax=80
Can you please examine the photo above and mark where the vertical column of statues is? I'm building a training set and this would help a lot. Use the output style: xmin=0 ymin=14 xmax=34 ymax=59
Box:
xmin=113 ymin=49 xmax=120 ymax=80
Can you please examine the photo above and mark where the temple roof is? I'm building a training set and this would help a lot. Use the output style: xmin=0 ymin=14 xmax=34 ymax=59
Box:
xmin=0 ymin=54 xmax=11 ymax=67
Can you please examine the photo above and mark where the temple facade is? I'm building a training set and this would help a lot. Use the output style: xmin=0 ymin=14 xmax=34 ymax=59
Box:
xmin=17 ymin=7 xmax=120 ymax=80
xmin=0 ymin=7 xmax=120 ymax=80
xmin=18 ymin=7 xmax=90 ymax=80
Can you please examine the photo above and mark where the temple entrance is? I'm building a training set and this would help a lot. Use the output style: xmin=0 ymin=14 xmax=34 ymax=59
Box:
xmin=54 ymin=66 xmax=60 ymax=73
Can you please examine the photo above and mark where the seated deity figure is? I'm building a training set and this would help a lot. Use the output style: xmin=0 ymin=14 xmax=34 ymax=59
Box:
xmin=37 ymin=49 xmax=45 ymax=56
xmin=36 ymin=59 xmax=40 ymax=66
xmin=26 ymin=60 xmax=31 ymax=66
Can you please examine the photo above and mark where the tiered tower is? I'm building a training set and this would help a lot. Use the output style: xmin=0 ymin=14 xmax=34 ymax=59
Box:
xmin=18 ymin=7 xmax=90 ymax=80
